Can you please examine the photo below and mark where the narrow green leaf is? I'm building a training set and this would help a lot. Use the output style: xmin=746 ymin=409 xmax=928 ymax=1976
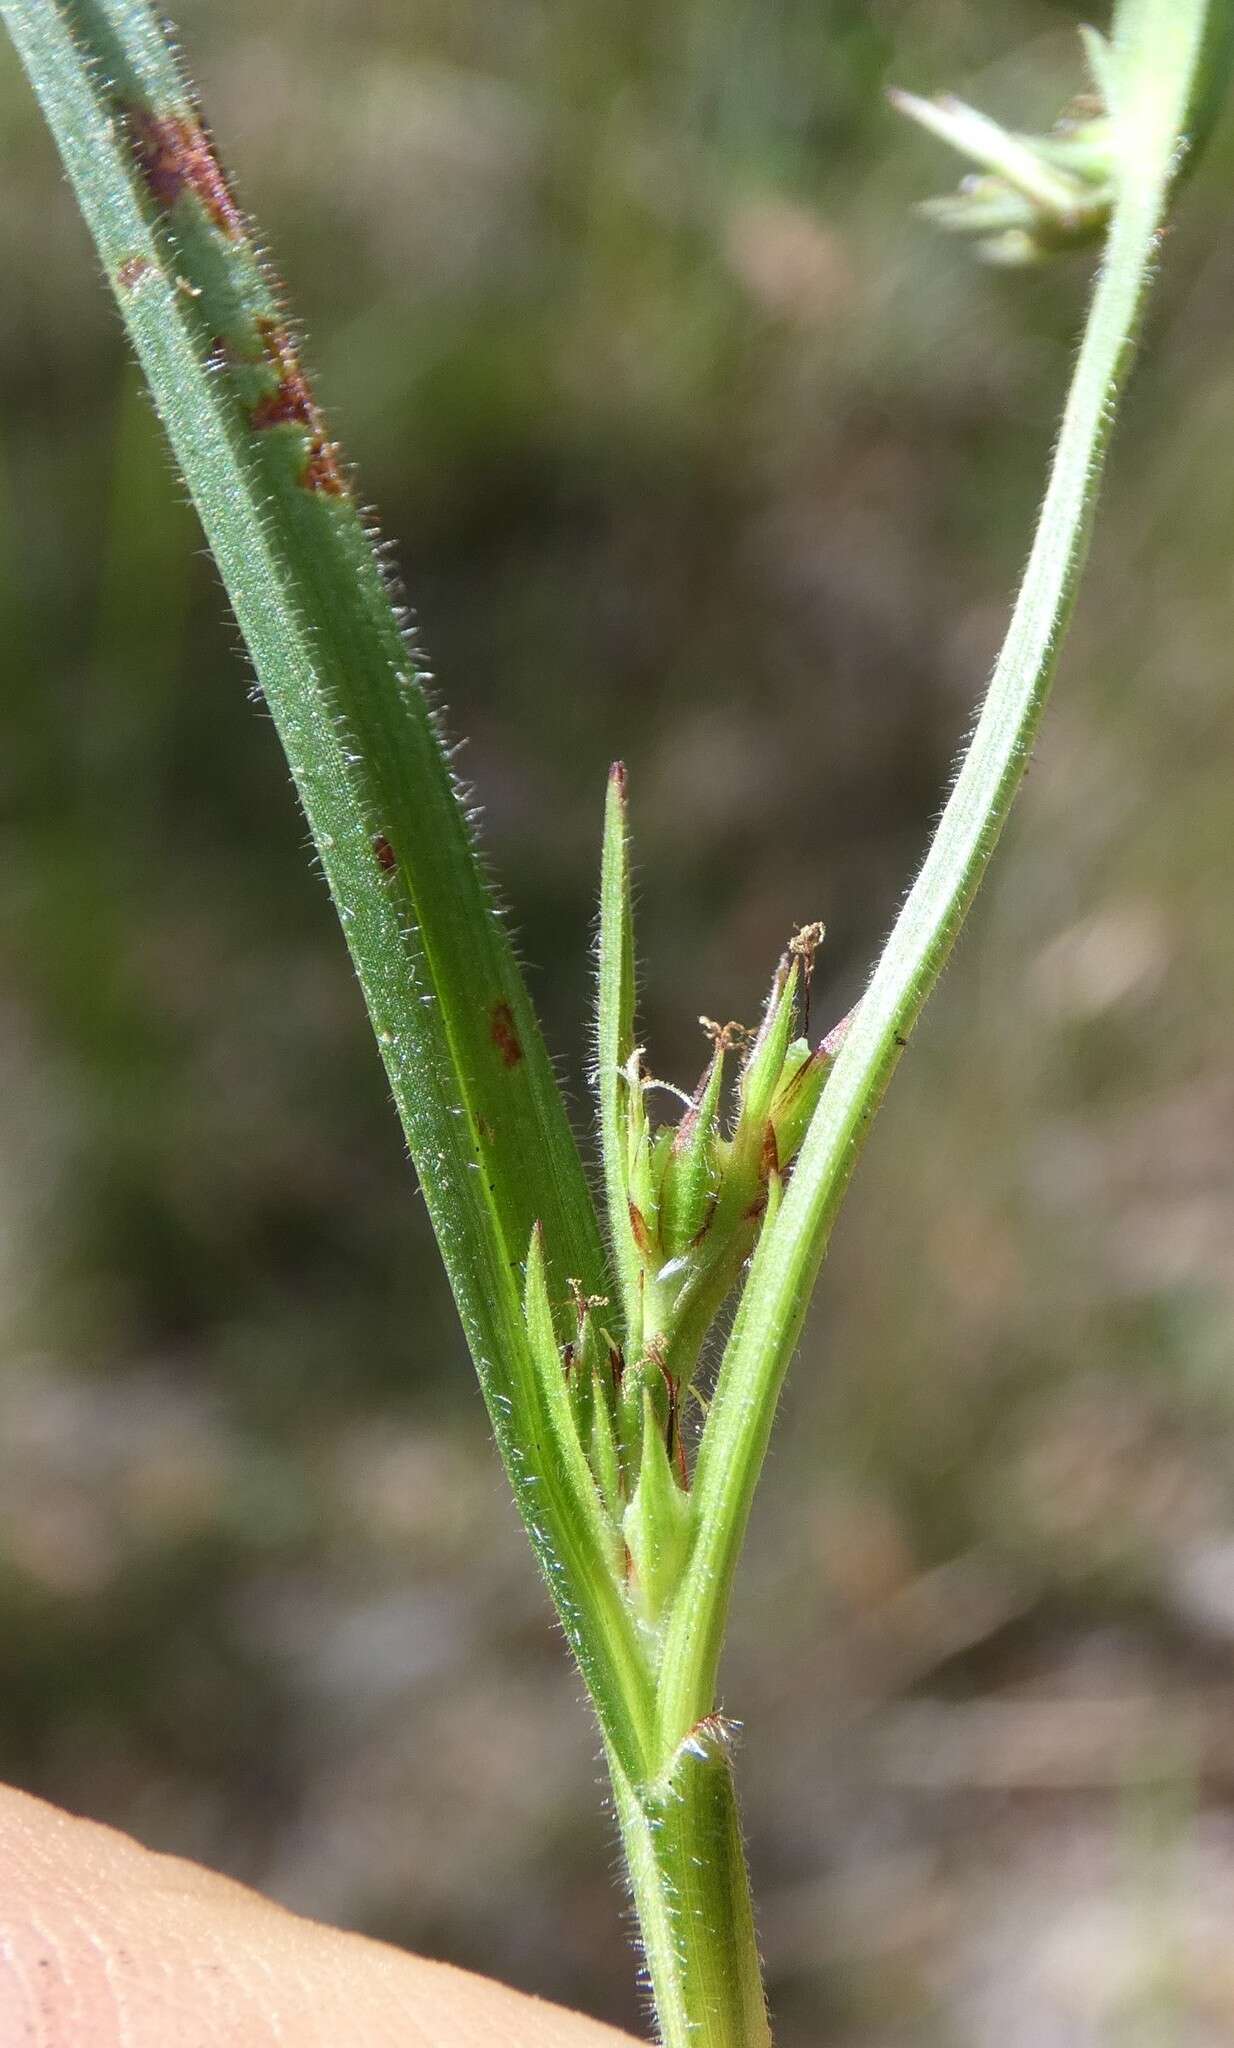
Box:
xmin=597 ymin=762 xmax=645 ymax=1347
xmin=515 ymin=1223 xmax=654 ymax=1757
xmin=522 ymin=1224 xmax=582 ymax=1458
xmin=1080 ymin=25 xmax=1118 ymax=109
xmin=0 ymin=0 xmax=660 ymax=1776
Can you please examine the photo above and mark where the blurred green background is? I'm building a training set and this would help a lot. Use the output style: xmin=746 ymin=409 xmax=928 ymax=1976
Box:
xmin=3 ymin=3 xmax=1234 ymax=2040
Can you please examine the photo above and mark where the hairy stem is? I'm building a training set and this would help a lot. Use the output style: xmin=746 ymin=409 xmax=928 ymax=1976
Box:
xmin=657 ymin=0 xmax=1218 ymax=1756
xmin=611 ymin=1738 xmax=769 ymax=2048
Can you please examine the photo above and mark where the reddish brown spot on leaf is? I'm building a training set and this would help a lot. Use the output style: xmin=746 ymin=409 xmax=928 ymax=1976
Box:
xmin=250 ymin=319 xmax=346 ymax=495
xmin=116 ymin=255 xmax=151 ymax=291
xmin=372 ymin=833 xmax=396 ymax=873
xmin=489 ymin=999 xmax=523 ymax=1069
xmin=300 ymin=441 xmax=346 ymax=495
xmin=249 ymin=335 xmax=314 ymax=430
xmin=128 ymin=108 xmax=244 ymax=240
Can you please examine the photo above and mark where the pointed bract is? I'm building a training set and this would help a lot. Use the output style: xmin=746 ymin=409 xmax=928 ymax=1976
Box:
xmin=770 ymin=1039 xmax=832 ymax=1166
xmin=659 ymin=1047 xmax=725 ymax=1260
xmin=590 ymin=1390 xmax=625 ymax=1552
xmin=738 ymin=957 xmax=800 ymax=1139
xmin=623 ymin=1388 xmax=693 ymax=1639
xmin=598 ymin=765 xmax=644 ymax=1348
xmin=523 ymin=1222 xmax=564 ymax=1396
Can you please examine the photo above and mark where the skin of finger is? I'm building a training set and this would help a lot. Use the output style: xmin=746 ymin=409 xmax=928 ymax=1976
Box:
xmin=0 ymin=1786 xmax=642 ymax=2048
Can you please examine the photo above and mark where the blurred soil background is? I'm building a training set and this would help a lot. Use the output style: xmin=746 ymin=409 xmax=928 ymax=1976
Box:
xmin=3 ymin=2 xmax=1234 ymax=2040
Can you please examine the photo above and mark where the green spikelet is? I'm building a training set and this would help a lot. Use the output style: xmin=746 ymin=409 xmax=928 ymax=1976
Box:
xmin=623 ymin=1389 xmax=693 ymax=1641
xmin=770 ymin=1040 xmax=832 ymax=1164
xmin=737 ymin=956 xmax=800 ymax=1140
xmin=598 ymin=764 xmax=645 ymax=1348
xmin=659 ymin=1046 xmax=725 ymax=1262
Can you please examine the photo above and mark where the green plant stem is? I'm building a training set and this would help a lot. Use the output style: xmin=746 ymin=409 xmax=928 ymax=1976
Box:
xmin=656 ymin=0 xmax=1215 ymax=1760
xmin=611 ymin=1741 xmax=770 ymax=2048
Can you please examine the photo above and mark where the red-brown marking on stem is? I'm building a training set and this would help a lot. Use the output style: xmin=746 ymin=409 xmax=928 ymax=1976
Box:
xmin=116 ymin=255 xmax=151 ymax=291
xmin=489 ymin=999 xmax=524 ymax=1068
xmin=669 ymin=1103 xmax=698 ymax=1158
xmin=761 ymin=1124 xmax=780 ymax=1181
xmin=127 ymin=108 xmax=244 ymax=240
xmin=372 ymin=833 xmax=396 ymax=873
xmin=820 ymin=1006 xmax=855 ymax=1060
xmin=663 ymin=1366 xmax=685 ymax=1470
xmin=628 ymin=1202 xmax=652 ymax=1258
xmin=679 ymin=1713 xmax=737 ymax=1762
xmin=249 ymin=321 xmax=346 ymax=496
xmin=688 ymin=1198 xmax=717 ymax=1250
